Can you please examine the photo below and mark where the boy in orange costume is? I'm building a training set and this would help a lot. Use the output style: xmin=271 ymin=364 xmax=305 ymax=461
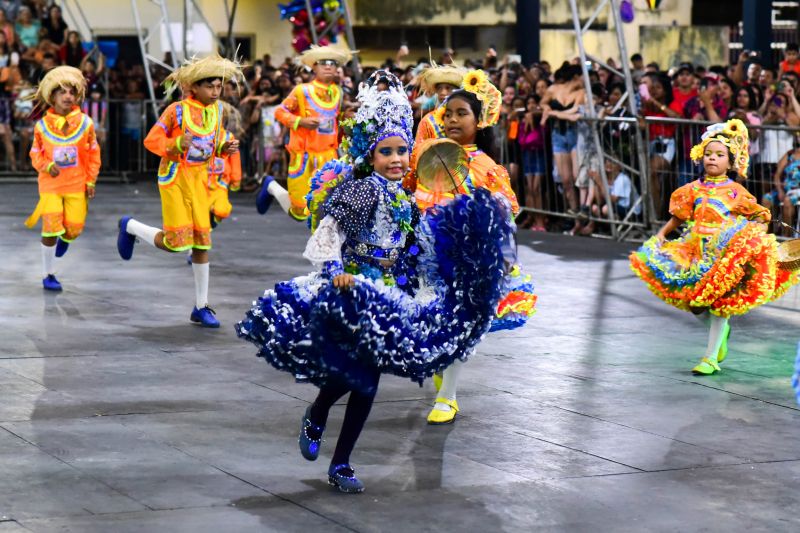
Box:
xmin=256 ymin=45 xmax=353 ymax=221
xmin=414 ymin=64 xmax=465 ymax=146
xmin=24 ymin=66 xmax=101 ymax=291
xmin=116 ymin=54 xmax=242 ymax=328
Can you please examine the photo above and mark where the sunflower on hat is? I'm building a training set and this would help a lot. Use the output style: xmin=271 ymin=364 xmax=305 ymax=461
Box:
xmin=463 ymin=69 xmax=488 ymax=95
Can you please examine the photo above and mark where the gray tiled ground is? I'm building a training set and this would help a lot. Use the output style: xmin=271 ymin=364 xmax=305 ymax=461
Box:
xmin=2 ymin=182 xmax=800 ymax=532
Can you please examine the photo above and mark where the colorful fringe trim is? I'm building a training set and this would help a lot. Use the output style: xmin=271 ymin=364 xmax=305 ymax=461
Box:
xmin=490 ymin=265 xmax=537 ymax=332
xmin=630 ymin=217 xmax=799 ymax=317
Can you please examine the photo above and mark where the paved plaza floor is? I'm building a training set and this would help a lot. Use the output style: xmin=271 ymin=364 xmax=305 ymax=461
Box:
xmin=2 ymin=182 xmax=800 ymax=532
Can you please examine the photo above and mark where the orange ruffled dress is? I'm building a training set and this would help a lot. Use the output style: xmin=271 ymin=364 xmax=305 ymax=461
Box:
xmin=630 ymin=176 xmax=798 ymax=317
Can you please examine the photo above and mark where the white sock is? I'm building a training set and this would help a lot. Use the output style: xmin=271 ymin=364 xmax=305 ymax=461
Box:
xmin=704 ymin=315 xmax=729 ymax=363
xmin=192 ymin=261 xmax=209 ymax=308
xmin=126 ymin=219 xmax=160 ymax=247
xmin=41 ymin=243 xmax=56 ymax=277
xmin=267 ymin=179 xmax=292 ymax=214
xmin=434 ymin=360 xmax=464 ymax=412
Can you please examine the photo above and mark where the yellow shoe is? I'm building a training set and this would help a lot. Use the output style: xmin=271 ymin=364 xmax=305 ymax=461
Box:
xmin=432 ymin=372 xmax=442 ymax=392
xmin=427 ymin=398 xmax=459 ymax=425
xmin=691 ymin=358 xmax=721 ymax=375
xmin=289 ymin=207 xmax=309 ymax=222
xmin=717 ymin=322 xmax=731 ymax=363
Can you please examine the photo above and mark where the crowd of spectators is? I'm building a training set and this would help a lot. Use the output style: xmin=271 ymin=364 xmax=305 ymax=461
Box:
xmin=0 ymin=0 xmax=105 ymax=172
xmin=2 ymin=7 xmax=800 ymax=235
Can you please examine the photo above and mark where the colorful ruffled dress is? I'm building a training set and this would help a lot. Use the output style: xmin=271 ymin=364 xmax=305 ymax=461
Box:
xmin=236 ymin=164 xmax=513 ymax=394
xmin=408 ymin=142 xmax=537 ymax=331
xmin=630 ymin=175 xmax=798 ymax=317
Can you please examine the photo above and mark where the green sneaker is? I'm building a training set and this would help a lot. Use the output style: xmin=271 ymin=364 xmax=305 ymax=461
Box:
xmin=692 ymin=358 xmax=721 ymax=375
xmin=717 ymin=322 xmax=731 ymax=363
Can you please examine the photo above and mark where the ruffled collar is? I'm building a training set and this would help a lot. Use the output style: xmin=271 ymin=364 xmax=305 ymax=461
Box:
xmin=701 ymin=174 xmax=731 ymax=186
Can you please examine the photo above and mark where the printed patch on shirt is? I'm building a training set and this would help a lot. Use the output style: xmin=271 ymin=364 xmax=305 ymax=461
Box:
xmin=186 ymin=133 xmax=215 ymax=163
xmin=209 ymin=157 xmax=225 ymax=175
xmin=53 ymin=146 xmax=78 ymax=168
xmin=318 ymin=116 xmax=335 ymax=135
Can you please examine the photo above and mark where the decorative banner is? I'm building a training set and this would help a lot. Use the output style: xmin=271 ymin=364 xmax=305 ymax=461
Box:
xmin=279 ymin=0 xmax=345 ymax=53
xmin=647 ymin=0 xmax=663 ymax=10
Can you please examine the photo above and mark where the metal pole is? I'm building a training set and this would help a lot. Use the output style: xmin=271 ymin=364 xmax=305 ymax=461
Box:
xmin=340 ymin=0 xmax=362 ymax=82
xmin=610 ymin=0 xmax=652 ymax=231
xmin=568 ymin=0 xmax=618 ymax=239
xmin=225 ymin=0 xmax=239 ymax=58
xmin=304 ymin=0 xmax=319 ymax=44
xmin=182 ymin=0 xmax=188 ymax=60
xmin=131 ymin=0 xmax=159 ymax=119
xmin=159 ymin=0 xmax=180 ymax=67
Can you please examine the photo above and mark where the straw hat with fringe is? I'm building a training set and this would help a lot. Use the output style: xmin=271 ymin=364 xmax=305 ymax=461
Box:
xmin=34 ymin=66 xmax=86 ymax=106
xmin=164 ymin=54 xmax=245 ymax=98
xmin=299 ymin=45 xmax=356 ymax=68
xmin=419 ymin=64 xmax=466 ymax=95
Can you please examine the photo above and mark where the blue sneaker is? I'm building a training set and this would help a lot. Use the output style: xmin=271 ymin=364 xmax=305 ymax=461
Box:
xmin=55 ymin=238 xmax=69 ymax=257
xmin=42 ymin=274 xmax=62 ymax=292
xmin=328 ymin=464 xmax=365 ymax=493
xmin=299 ymin=405 xmax=324 ymax=461
xmin=117 ymin=217 xmax=136 ymax=260
xmin=255 ymin=175 xmax=275 ymax=214
xmin=190 ymin=306 xmax=220 ymax=328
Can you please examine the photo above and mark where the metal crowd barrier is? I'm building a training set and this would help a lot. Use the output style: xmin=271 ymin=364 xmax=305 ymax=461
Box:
xmin=500 ymin=114 xmax=800 ymax=241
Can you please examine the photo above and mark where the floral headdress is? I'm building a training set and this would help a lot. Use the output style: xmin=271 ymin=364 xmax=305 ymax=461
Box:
xmin=459 ymin=69 xmax=502 ymax=129
xmin=341 ymin=70 xmax=413 ymax=174
xmin=689 ymin=118 xmax=750 ymax=178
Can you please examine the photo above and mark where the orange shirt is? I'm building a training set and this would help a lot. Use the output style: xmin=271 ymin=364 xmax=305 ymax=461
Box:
xmin=414 ymin=108 xmax=446 ymax=148
xmin=144 ymin=98 xmax=229 ymax=168
xmin=669 ymin=176 xmax=769 ymax=236
xmin=780 ymin=60 xmax=800 ymax=75
xmin=275 ymin=80 xmax=341 ymax=154
xmin=31 ymin=107 xmax=101 ymax=194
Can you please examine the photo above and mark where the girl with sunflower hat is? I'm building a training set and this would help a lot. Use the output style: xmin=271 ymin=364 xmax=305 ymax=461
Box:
xmin=630 ymin=118 xmax=799 ymax=375
xmin=405 ymin=70 xmax=537 ymax=425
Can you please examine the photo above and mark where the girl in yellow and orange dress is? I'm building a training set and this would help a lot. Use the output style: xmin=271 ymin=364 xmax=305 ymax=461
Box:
xmin=630 ymin=119 xmax=798 ymax=375
xmin=406 ymin=70 xmax=537 ymax=424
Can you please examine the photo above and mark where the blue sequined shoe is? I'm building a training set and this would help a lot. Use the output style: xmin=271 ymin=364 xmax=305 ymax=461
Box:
xmin=42 ymin=274 xmax=63 ymax=292
xmin=255 ymin=175 xmax=274 ymax=214
xmin=55 ymin=238 xmax=69 ymax=258
xmin=117 ymin=216 xmax=136 ymax=260
xmin=299 ymin=405 xmax=324 ymax=461
xmin=190 ymin=306 xmax=220 ymax=328
xmin=328 ymin=464 xmax=365 ymax=493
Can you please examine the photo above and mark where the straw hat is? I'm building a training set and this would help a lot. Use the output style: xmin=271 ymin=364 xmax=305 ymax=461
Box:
xmin=163 ymin=54 xmax=244 ymax=97
xmin=299 ymin=45 xmax=356 ymax=67
xmin=419 ymin=64 xmax=466 ymax=94
xmin=34 ymin=66 xmax=86 ymax=106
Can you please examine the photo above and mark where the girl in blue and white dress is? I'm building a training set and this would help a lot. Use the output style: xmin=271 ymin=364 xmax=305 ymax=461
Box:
xmin=236 ymin=73 xmax=513 ymax=493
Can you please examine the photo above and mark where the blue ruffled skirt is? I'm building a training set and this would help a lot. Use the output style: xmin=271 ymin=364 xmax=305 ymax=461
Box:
xmin=236 ymin=189 xmax=512 ymax=394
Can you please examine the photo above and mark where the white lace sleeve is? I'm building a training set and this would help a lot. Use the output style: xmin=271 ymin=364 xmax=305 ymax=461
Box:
xmin=303 ymin=215 xmax=345 ymax=268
